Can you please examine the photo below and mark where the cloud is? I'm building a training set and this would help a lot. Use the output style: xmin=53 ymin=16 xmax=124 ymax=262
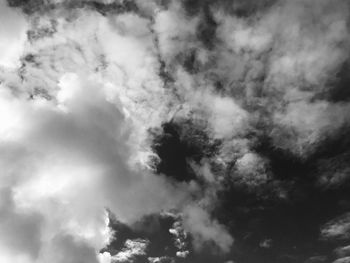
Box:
xmin=182 ymin=205 xmax=233 ymax=253
xmin=112 ymin=239 xmax=149 ymax=263
xmin=232 ymin=152 xmax=270 ymax=189
xmin=153 ymin=2 xmax=199 ymax=63
xmin=38 ymin=234 xmax=99 ymax=263
xmin=2 ymin=0 xmax=350 ymax=262
xmin=0 ymin=4 xmax=235 ymax=259
xmin=0 ymin=189 xmax=42 ymax=262
xmin=306 ymin=256 xmax=328 ymax=263
xmin=0 ymin=69 xmax=191 ymax=263
xmin=211 ymin=0 xmax=350 ymax=156
xmin=321 ymin=213 xmax=350 ymax=240
xmin=335 ymin=245 xmax=350 ymax=258
xmin=272 ymin=101 xmax=350 ymax=156
xmin=333 ymin=257 xmax=350 ymax=263
xmin=0 ymin=1 xmax=28 ymax=68
xmin=148 ymin=256 xmax=175 ymax=263
xmin=169 ymin=216 xmax=190 ymax=258
xmin=316 ymin=152 xmax=350 ymax=188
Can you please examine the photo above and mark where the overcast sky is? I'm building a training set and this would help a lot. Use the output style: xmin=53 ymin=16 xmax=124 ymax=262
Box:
xmin=1 ymin=0 xmax=350 ymax=262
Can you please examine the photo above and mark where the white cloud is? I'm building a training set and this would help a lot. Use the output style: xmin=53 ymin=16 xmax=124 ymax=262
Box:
xmin=148 ymin=256 xmax=175 ymax=263
xmin=208 ymin=95 xmax=249 ymax=139
xmin=153 ymin=2 xmax=199 ymax=63
xmin=0 ymin=71 xmax=191 ymax=262
xmin=182 ymin=205 xmax=233 ymax=253
xmin=234 ymin=152 xmax=269 ymax=186
xmin=0 ymin=1 xmax=28 ymax=68
xmin=112 ymin=239 xmax=149 ymax=263
xmin=273 ymin=101 xmax=350 ymax=156
xmin=37 ymin=234 xmax=99 ymax=263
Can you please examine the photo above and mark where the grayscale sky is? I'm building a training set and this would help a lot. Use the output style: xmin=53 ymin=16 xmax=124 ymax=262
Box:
xmin=1 ymin=1 xmax=350 ymax=263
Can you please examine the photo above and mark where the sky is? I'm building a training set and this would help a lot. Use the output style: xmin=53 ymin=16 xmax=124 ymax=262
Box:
xmin=0 ymin=0 xmax=350 ymax=262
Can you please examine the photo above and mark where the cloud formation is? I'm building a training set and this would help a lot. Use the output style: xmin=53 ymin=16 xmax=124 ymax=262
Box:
xmin=2 ymin=0 xmax=350 ymax=262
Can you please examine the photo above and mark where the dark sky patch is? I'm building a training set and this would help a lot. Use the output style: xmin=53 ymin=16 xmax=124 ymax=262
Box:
xmin=213 ymin=184 xmax=344 ymax=262
xmin=131 ymin=214 xmax=180 ymax=258
xmin=326 ymin=61 xmax=350 ymax=103
xmin=151 ymin=122 xmax=197 ymax=182
xmin=181 ymin=0 xmax=205 ymax=17
xmin=181 ymin=0 xmax=278 ymax=18
xmin=103 ymin=212 xmax=191 ymax=261
xmin=182 ymin=50 xmax=198 ymax=74
xmin=253 ymin=135 xmax=313 ymax=181
xmin=85 ymin=0 xmax=139 ymax=16
xmin=151 ymin=120 xmax=220 ymax=182
xmin=211 ymin=134 xmax=350 ymax=263
xmin=7 ymin=0 xmax=138 ymax=15
xmin=7 ymin=0 xmax=50 ymax=14
xmin=314 ymin=57 xmax=350 ymax=103
xmin=308 ymin=126 xmax=350 ymax=162
xmin=101 ymin=212 xmax=138 ymax=255
xmin=217 ymin=0 xmax=278 ymax=18
xmin=144 ymin=112 xmax=350 ymax=262
xmin=196 ymin=5 xmax=218 ymax=49
xmin=7 ymin=0 xmax=34 ymax=8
